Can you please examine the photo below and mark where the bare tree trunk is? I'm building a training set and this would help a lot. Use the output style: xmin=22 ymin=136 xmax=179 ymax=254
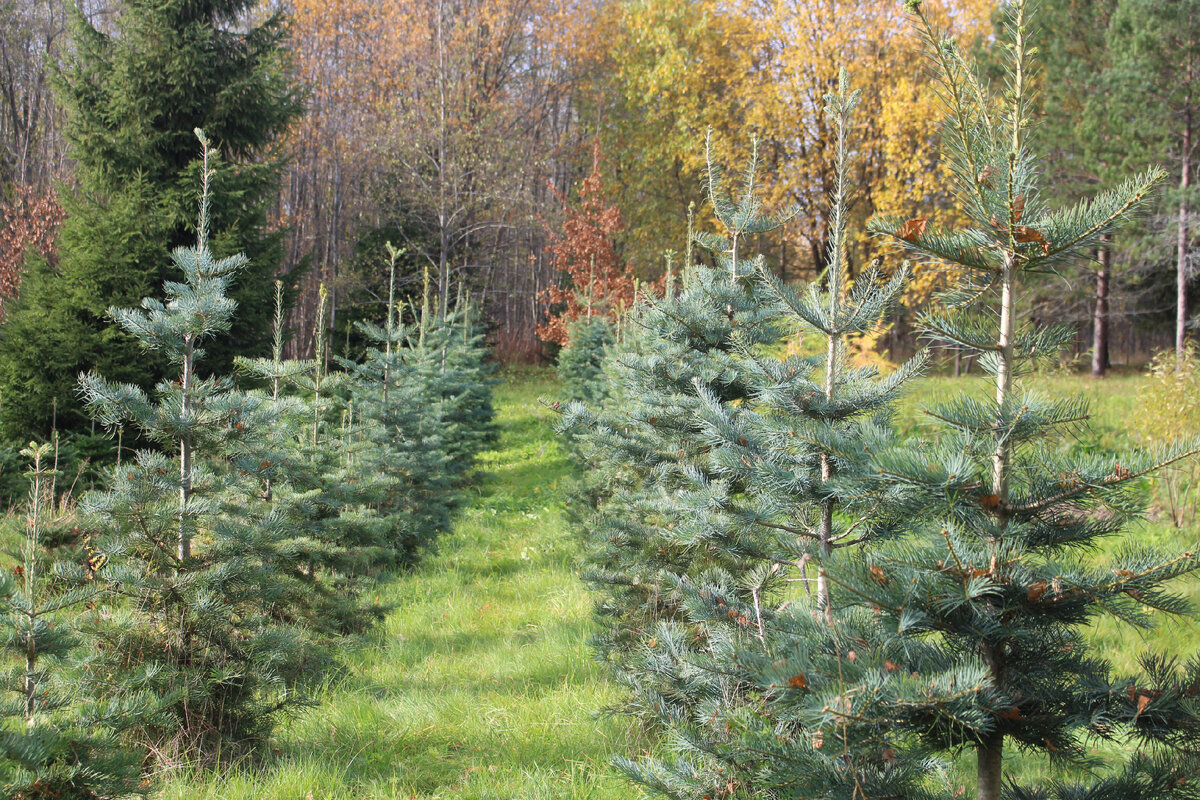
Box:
xmin=329 ymin=137 xmax=341 ymax=337
xmin=1178 ymin=88 xmax=1192 ymax=368
xmin=993 ymin=261 xmax=1015 ymax=501
xmin=23 ymin=448 xmax=43 ymax=727
xmin=1092 ymin=237 xmax=1111 ymax=378
xmin=436 ymin=0 xmax=450 ymax=319
xmin=977 ymin=730 xmax=1004 ymax=800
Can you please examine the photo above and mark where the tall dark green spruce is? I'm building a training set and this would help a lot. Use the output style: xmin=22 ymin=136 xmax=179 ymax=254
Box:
xmin=76 ymin=133 xmax=323 ymax=763
xmin=715 ymin=4 xmax=1200 ymax=800
xmin=0 ymin=443 xmax=159 ymax=798
xmin=0 ymin=0 xmax=300 ymax=440
xmin=609 ymin=76 xmax=931 ymax=800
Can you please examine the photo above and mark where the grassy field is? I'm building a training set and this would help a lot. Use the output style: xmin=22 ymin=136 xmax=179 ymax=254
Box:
xmin=152 ymin=366 xmax=1200 ymax=798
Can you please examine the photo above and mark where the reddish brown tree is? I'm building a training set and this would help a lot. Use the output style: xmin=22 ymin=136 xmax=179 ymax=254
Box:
xmin=0 ymin=185 xmax=64 ymax=318
xmin=537 ymin=143 xmax=636 ymax=346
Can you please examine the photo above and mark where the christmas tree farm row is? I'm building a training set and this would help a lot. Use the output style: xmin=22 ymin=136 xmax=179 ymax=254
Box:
xmin=0 ymin=132 xmax=495 ymax=798
xmin=559 ymin=4 xmax=1200 ymax=800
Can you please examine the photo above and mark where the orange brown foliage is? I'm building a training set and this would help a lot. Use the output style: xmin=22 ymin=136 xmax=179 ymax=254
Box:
xmin=0 ymin=185 xmax=65 ymax=319
xmin=536 ymin=142 xmax=636 ymax=347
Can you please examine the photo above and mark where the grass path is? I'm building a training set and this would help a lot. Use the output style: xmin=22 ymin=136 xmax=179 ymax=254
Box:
xmin=159 ymin=368 xmax=644 ymax=800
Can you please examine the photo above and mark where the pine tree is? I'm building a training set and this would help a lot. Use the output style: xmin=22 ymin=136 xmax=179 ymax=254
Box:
xmin=728 ymin=4 xmax=1200 ymax=799
xmin=609 ymin=75 xmax=930 ymax=800
xmin=558 ymin=136 xmax=797 ymax=721
xmin=76 ymin=133 xmax=324 ymax=763
xmin=1024 ymin=0 xmax=1122 ymax=378
xmin=0 ymin=442 xmax=156 ymax=799
xmin=0 ymin=0 xmax=301 ymax=440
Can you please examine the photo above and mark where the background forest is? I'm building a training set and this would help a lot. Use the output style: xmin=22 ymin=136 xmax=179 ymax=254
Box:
xmin=4 ymin=0 xmax=1195 ymax=392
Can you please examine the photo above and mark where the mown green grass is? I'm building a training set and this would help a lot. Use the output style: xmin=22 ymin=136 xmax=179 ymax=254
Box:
xmin=152 ymin=366 xmax=1199 ymax=798
xmin=156 ymin=367 xmax=647 ymax=799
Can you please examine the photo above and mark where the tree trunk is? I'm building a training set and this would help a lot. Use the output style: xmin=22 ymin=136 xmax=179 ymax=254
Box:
xmin=24 ymin=452 xmax=42 ymax=727
xmin=1178 ymin=96 xmax=1192 ymax=368
xmin=436 ymin=0 xmax=450 ymax=319
xmin=1092 ymin=238 xmax=1111 ymax=378
xmin=817 ymin=311 xmax=837 ymax=626
xmin=992 ymin=262 xmax=1015 ymax=497
xmin=978 ymin=258 xmax=1016 ymax=800
xmin=179 ymin=337 xmax=193 ymax=562
xmin=816 ymin=195 xmax=844 ymax=628
xmin=977 ymin=729 xmax=1004 ymax=800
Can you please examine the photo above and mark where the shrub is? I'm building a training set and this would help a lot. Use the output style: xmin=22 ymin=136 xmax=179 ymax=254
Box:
xmin=1136 ymin=343 xmax=1200 ymax=525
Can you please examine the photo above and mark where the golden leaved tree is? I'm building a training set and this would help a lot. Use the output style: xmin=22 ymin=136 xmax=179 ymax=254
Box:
xmin=574 ymin=0 xmax=992 ymax=358
xmin=571 ymin=0 xmax=758 ymax=271
xmin=739 ymin=0 xmax=993 ymax=302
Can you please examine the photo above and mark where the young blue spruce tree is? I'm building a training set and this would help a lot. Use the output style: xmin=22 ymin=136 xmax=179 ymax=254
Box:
xmin=76 ymin=131 xmax=325 ymax=763
xmin=337 ymin=252 xmax=495 ymax=566
xmin=559 ymin=137 xmax=802 ymax=721
xmin=410 ymin=278 xmax=497 ymax=486
xmin=729 ymin=3 xmax=1200 ymax=799
xmin=557 ymin=317 xmax=617 ymax=405
xmin=0 ymin=443 xmax=159 ymax=798
xmin=613 ymin=75 xmax=934 ymax=800
xmin=236 ymin=282 xmax=390 ymax=634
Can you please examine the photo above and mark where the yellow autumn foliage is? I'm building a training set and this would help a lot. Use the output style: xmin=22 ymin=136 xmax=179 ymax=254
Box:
xmin=575 ymin=0 xmax=994 ymax=333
